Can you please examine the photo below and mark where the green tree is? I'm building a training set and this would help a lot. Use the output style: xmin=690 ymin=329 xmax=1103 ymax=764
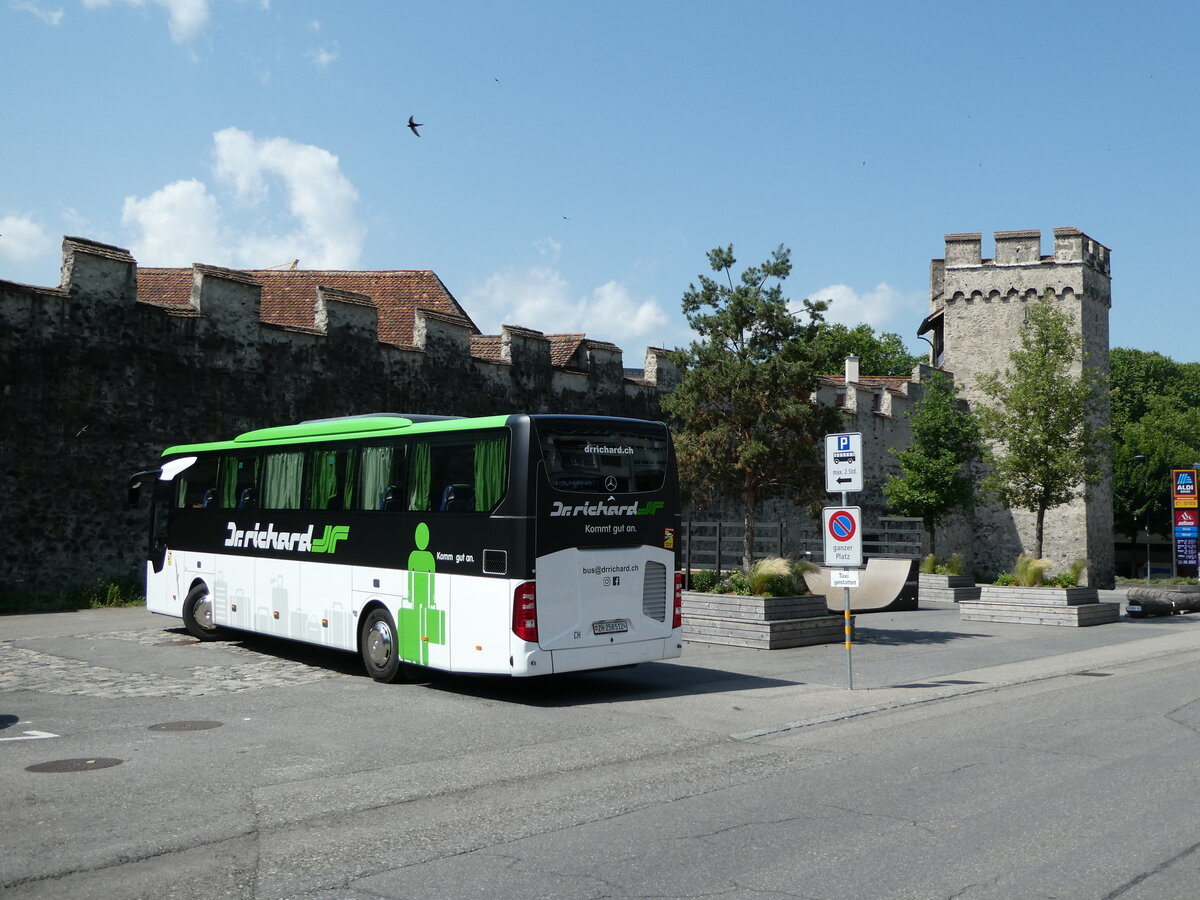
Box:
xmin=664 ymin=244 xmax=843 ymax=568
xmin=815 ymin=322 xmax=924 ymax=376
xmin=1113 ymin=395 xmax=1200 ymax=556
xmin=1110 ymin=347 xmax=1200 ymax=433
xmin=975 ymin=295 xmax=1107 ymax=559
xmin=882 ymin=370 xmax=980 ymax=554
xmin=1110 ymin=347 xmax=1200 ymax=555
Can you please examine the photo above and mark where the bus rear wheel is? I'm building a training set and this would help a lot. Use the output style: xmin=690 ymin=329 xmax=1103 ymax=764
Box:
xmin=360 ymin=608 xmax=408 ymax=683
xmin=182 ymin=583 xmax=221 ymax=641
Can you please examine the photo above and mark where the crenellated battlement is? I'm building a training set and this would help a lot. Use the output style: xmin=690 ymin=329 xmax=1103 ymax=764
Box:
xmin=939 ymin=227 xmax=1110 ymax=276
xmin=5 ymin=235 xmax=676 ymax=392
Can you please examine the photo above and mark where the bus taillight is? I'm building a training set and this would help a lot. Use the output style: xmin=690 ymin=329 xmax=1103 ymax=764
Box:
xmin=513 ymin=582 xmax=538 ymax=643
xmin=673 ymin=573 xmax=683 ymax=629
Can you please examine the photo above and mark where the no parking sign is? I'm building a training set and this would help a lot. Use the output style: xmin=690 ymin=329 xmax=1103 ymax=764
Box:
xmin=823 ymin=506 xmax=862 ymax=567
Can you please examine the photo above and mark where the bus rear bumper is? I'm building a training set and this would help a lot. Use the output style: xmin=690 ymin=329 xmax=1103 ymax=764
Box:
xmin=510 ymin=634 xmax=682 ymax=676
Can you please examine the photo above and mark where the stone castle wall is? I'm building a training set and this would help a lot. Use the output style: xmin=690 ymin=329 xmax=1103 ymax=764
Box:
xmin=0 ymin=238 xmax=674 ymax=593
xmin=1 ymin=227 xmax=1117 ymax=594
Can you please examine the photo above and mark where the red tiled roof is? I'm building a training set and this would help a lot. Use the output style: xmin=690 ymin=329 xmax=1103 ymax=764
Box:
xmin=545 ymin=333 xmax=586 ymax=368
xmin=469 ymin=335 xmax=505 ymax=363
xmin=136 ymin=267 xmax=478 ymax=347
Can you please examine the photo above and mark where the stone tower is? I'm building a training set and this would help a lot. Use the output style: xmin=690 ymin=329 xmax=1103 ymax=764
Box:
xmin=923 ymin=228 xmax=1114 ymax=587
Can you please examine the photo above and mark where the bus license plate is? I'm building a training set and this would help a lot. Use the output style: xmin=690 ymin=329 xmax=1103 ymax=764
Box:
xmin=592 ymin=619 xmax=629 ymax=635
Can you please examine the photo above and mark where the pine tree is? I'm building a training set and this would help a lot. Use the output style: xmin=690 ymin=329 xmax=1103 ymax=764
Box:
xmin=663 ymin=244 xmax=843 ymax=568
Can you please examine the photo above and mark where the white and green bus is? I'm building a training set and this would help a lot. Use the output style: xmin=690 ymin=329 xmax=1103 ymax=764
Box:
xmin=129 ymin=414 xmax=683 ymax=681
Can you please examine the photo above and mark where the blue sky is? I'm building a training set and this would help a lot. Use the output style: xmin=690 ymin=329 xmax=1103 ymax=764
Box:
xmin=3 ymin=0 xmax=1198 ymax=363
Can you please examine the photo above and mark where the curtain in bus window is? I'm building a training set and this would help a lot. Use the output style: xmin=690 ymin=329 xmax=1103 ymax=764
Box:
xmin=342 ymin=450 xmax=357 ymax=510
xmin=473 ymin=436 xmax=507 ymax=511
xmin=308 ymin=450 xmax=339 ymax=510
xmin=263 ymin=452 xmax=303 ymax=509
xmin=409 ymin=442 xmax=431 ymax=511
xmin=219 ymin=457 xmax=239 ymax=508
xmin=360 ymin=445 xmax=393 ymax=510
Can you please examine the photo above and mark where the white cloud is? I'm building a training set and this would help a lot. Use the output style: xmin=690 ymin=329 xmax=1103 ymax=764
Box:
xmin=0 ymin=215 xmax=54 ymax=265
xmin=82 ymin=0 xmax=209 ymax=43
xmin=122 ymin=127 xmax=364 ymax=269
xmin=464 ymin=266 xmax=669 ymax=348
xmin=801 ymin=281 xmax=925 ymax=335
xmin=310 ymin=45 xmax=337 ymax=68
xmin=533 ymin=236 xmax=561 ymax=260
xmin=12 ymin=1 xmax=64 ymax=26
xmin=121 ymin=179 xmax=224 ymax=265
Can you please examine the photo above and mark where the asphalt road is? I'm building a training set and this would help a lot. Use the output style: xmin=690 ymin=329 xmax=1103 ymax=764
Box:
xmin=3 ymin=598 xmax=1200 ymax=898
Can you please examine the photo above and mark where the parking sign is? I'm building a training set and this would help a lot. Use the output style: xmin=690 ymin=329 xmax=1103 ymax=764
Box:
xmin=825 ymin=433 xmax=863 ymax=493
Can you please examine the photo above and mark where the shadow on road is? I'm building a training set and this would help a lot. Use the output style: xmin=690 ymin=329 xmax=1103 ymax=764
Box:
xmin=168 ymin=627 xmax=798 ymax=706
xmin=422 ymin=662 xmax=802 ymax=707
xmin=856 ymin=627 xmax=993 ymax=646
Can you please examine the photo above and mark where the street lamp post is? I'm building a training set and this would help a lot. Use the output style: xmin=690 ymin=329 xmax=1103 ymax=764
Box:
xmin=1135 ymin=455 xmax=1150 ymax=582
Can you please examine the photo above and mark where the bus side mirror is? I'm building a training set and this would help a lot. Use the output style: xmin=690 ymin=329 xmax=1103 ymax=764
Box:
xmin=128 ymin=469 xmax=160 ymax=508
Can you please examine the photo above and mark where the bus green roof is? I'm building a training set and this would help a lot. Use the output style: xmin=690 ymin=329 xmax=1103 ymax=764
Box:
xmin=161 ymin=414 xmax=514 ymax=457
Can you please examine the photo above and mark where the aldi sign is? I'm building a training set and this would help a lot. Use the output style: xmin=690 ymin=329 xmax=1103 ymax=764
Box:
xmin=1174 ymin=469 xmax=1198 ymax=509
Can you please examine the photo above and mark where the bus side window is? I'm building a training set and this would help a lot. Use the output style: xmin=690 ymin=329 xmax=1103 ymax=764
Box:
xmin=261 ymin=451 xmax=303 ymax=509
xmin=358 ymin=441 xmax=408 ymax=511
xmin=417 ymin=432 xmax=508 ymax=513
xmin=217 ymin=455 xmax=260 ymax=509
xmin=306 ymin=447 xmax=355 ymax=511
xmin=175 ymin=456 xmax=219 ymax=509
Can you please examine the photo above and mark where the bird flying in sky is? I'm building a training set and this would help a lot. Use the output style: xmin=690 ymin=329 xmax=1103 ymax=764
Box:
xmin=407 ymin=116 xmax=423 ymax=136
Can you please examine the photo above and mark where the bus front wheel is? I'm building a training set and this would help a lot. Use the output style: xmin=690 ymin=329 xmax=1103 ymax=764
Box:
xmin=360 ymin=608 xmax=407 ymax=684
xmin=182 ymin=583 xmax=221 ymax=641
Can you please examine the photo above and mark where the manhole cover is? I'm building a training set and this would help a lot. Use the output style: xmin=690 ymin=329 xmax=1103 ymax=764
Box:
xmin=148 ymin=720 xmax=223 ymax=732
xmin=26 ymin=758 xmax=123 ymax=773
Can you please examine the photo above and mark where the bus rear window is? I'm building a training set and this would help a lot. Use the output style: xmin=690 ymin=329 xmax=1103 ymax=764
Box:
xmin=537 ymin=425 xmax=669 ymax=493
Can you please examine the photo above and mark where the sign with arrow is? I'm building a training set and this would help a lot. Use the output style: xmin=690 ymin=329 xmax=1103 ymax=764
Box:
xmin=825 ymin=432 xmax=863 ymax=493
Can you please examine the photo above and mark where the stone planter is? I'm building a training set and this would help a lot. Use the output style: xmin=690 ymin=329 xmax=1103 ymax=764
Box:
xmin=917 ymin=573 xmax=981 ymax=603
xmin=680 ymin=590 xmax=842 ymax=649
xmin=959 ymin=585 xmax=1119 ymax=626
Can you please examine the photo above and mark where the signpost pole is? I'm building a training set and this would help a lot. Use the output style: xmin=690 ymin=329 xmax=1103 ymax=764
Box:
xmin=841 ymin=489 xmax=853 ymax=690
xmin=824 ymin=433 xmax=863 ymax=692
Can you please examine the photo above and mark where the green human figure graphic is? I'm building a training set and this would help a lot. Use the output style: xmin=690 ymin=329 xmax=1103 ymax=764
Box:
xmin=402 ymin=521 xmax=444 ymax=665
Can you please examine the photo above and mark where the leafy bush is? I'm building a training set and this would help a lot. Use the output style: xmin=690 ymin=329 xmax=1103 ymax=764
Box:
xmin=995 ymin=557 xmax=1087 ymax=588
xmin=1047 ymin=560 xmax=1087 ymax=588
xmin=716 ymin=557 xmax=814 ymax=596
xmin=689 ymin=569 xmax=720 ymax=593
xmin=921 ymin=552 xmax=966 ymax=576
xmin=720 ymin=570 xmax=751 ymax=595
xmin=1013 ymin=555 xmax=1052 ymax=587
